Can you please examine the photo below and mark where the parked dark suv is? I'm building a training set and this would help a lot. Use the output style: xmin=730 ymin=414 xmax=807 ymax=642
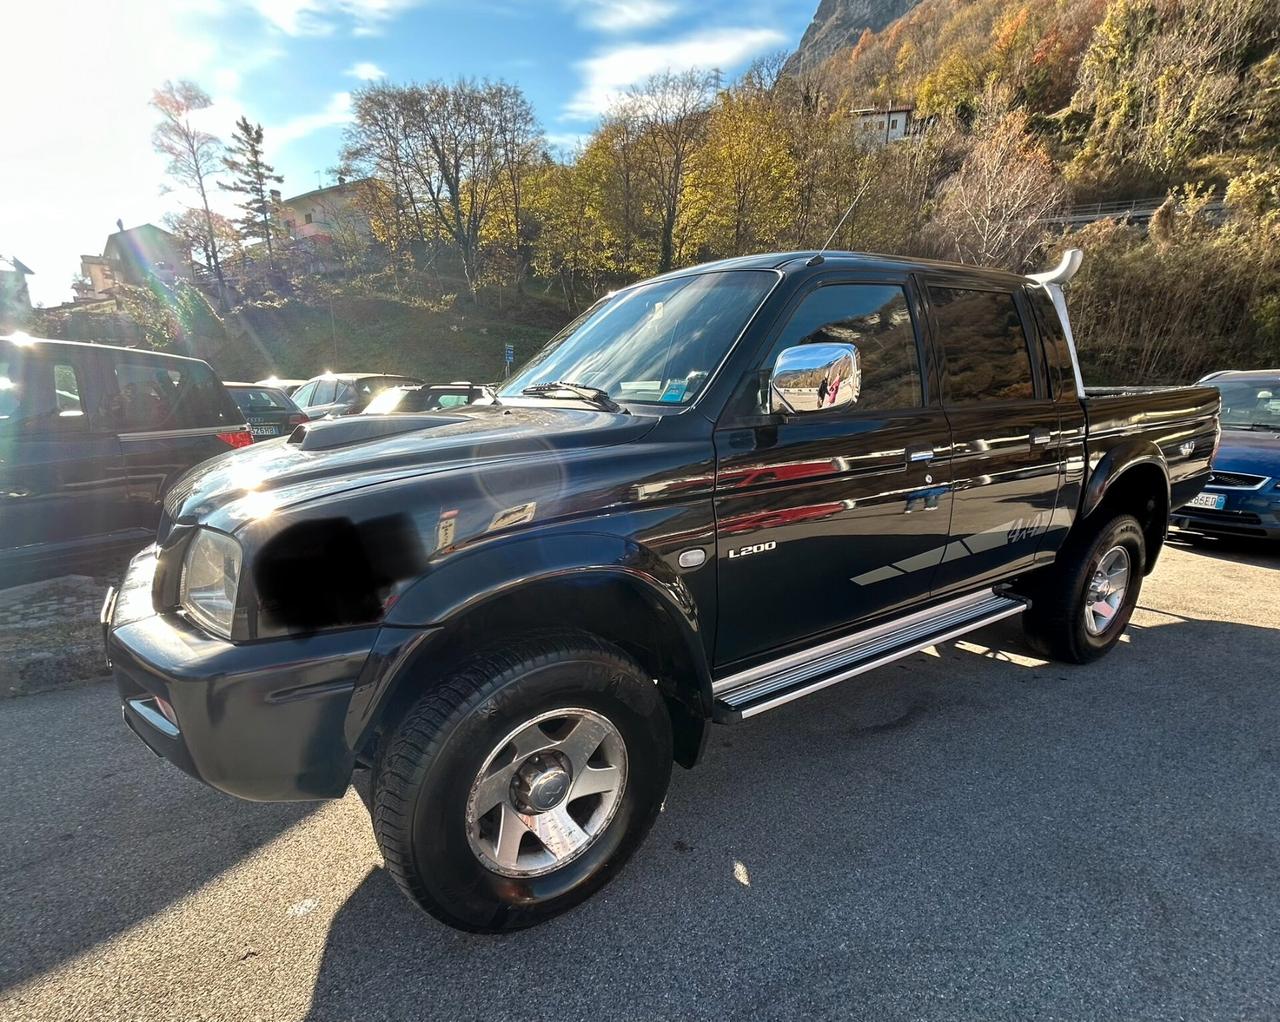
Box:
xmin=1 ymin=334 xmax=249 ymax=580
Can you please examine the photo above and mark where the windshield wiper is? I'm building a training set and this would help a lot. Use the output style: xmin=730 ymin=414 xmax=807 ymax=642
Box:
xmin=520 ymin=381 xmax=626 ymax=413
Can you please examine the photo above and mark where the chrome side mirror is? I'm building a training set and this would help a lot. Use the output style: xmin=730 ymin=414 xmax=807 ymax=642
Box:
xmin=769 ymin=343 xmax=861 ymax=415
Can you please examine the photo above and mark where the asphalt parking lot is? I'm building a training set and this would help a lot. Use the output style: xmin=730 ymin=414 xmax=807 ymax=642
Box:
xmin=1 ymin=536 xmax=1278 ymax=1021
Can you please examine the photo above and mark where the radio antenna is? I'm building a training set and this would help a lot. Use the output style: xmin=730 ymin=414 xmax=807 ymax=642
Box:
xmin=817 ymin=179 xmax=872 ymax=256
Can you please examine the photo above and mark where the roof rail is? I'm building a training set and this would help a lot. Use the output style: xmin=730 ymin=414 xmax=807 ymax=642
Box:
xmin=1028 ymin=248 xmax=1082 ymax=286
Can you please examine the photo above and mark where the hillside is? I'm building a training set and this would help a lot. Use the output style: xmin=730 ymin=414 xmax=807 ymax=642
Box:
xmin=783 ymin=0 xmax=922 ymax=75
xmin=210 ymin=291 xmax=561 ymax=385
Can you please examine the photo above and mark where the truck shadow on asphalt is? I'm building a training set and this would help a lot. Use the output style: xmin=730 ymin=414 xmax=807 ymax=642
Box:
xmin=298 ymin=611 xmax=1280 ymax=1021
xmin=0 ymin=685 xmax=318 ymax=993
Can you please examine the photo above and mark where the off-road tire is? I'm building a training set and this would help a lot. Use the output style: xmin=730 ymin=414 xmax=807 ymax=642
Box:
xmin=1021 ymin=513 xmax=1145 ymax=664
xmin=372 ymin=630 xmax=672 ymax=932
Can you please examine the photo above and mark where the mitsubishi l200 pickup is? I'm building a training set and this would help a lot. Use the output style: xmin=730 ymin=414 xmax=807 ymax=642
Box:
xmin=104 ymin=249 xmax=1220 ymax=931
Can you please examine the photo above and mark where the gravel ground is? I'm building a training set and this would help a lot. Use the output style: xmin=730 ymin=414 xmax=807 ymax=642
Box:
xmin=0 ymin=575 xmax=115 ymax=698
xmin=1 ymin=537 xmax=1278 ymax=1021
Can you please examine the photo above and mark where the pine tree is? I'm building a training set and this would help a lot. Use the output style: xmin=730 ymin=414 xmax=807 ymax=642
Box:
xmin=220 ymin=116 xmax=284 ymax=267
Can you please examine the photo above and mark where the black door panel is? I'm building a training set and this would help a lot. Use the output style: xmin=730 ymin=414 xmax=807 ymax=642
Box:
xmin=933 ymin=403 xmax=1063 ymax=594
xmin=924 ymin=282 xmax=1065 ymax=593
xmin=713 ymin=278 xmax=951 ymax=668
xmin=715 ymin=415 xmax=952 ymax=664
xmin=0 ymin=344 xmax=132 ymax=565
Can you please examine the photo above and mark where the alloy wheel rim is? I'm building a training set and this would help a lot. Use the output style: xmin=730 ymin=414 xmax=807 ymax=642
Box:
xmin=464 ymin=707 xmax=628 ymax=878
xmin=1084 ymin=544 xmax=1131 ymax=636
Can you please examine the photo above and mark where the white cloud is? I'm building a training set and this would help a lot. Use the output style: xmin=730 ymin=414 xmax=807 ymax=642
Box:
xmin=273 ymin=92 xmax=355 ymax=146
xmin=248 ymin=0 xmax=422 ymax=36
xmin=545 ymin=131 xmax=590 ymax=155
xmin=568 ymin=0 xmax=678 ymax=32
xmin=565 ymin=26 xmax=785 ymax=119
xmin=345 ymin=61 xmax=387 ymax=80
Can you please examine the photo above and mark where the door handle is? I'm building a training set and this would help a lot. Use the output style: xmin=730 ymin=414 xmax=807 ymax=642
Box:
xmin=1030 ymin=430 xmax=1051 ymax=447
xmin=906 ymin=445 xmax=936 ymax=463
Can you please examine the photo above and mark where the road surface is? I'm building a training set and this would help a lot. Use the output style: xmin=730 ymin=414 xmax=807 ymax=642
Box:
xmin=2 ymin=537 xmax=1278 ymax=1021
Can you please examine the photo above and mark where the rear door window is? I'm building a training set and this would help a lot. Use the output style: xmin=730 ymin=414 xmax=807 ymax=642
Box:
xmin=929 ymin=287 xmax=1035 ymax=404
xmin=113 ymin=358 xmax=240 ymax=432
xmin=0 ymin=353 xmax=87 ymax=436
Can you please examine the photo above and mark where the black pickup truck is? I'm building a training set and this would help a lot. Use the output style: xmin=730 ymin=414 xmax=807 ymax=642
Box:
xmin=105 ymin=249 xmax=1219 ymax=931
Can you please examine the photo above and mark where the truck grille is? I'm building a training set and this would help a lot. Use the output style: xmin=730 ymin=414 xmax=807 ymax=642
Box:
xmin=1206 ymin=471 xmax=1268 ymax=489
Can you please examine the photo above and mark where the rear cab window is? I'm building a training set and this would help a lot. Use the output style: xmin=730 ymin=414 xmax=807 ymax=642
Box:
xmin=112 ymin=357 xmax=241 ymax=432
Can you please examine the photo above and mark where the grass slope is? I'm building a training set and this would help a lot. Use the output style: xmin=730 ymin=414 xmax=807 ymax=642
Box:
xmin=210 ymin=288 xmax=565 ymax=386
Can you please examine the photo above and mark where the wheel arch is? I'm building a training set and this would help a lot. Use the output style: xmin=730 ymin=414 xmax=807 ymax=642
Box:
xmin=366 ymin=533 xmax=714 ymax=767
xmin=1082 ymin=443 xmax=1170 ymax=573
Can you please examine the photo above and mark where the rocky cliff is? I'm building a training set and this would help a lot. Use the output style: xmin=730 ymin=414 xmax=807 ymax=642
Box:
xmin=783 ymin=0 xmax=923 ymax=75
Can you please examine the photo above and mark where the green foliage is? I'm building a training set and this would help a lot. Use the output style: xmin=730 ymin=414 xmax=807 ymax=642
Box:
xmin=219 ymin=116 xmax=284 ymax=262
xmin=1070 ymin=0 xmax=1280 ymax=195
xmin=1068 ymin=179 xmax=1280 ymax=383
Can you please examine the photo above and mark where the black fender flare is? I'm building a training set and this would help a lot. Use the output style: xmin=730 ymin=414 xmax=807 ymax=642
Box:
xmin=1081 ymin=440 xmax=1170 ymax=520
xmin=346 ymin=532 xmax=715 ymax=756
xmin=1080 ymin=440 xmax=1171 ymax=571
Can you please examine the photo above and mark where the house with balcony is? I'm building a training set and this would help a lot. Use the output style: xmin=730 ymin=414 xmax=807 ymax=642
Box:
xmin=77 ymin=223 xmax=191 ymax=300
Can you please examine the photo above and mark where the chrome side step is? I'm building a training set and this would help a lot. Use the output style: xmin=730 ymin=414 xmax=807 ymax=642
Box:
xmin=712 ymin=588 xmax=1028 ymax=721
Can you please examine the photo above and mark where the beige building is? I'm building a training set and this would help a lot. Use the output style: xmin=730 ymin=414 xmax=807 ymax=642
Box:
xmin=77 ymin=223 xmax=191 ymax=300
xmin=278 ymin=177 xmax=376 ymax=246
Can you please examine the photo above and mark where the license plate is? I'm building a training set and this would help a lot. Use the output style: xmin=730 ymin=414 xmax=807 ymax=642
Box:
xmin=250 ymin=425 xmax=278 ymax=437
xmin=1185 ymin=491 xmax=1226 ymax=511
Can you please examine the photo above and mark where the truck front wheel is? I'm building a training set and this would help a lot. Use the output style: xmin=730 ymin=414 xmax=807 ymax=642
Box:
xmin=1022 ymin=513 xmax=1146 ymax=664
xmin=371 ymin=631 xmax=673 ymax=932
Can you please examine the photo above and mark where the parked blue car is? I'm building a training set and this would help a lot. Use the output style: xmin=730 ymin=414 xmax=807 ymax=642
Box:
xmin=1172 ymin=370 xmax=1280 ymax=540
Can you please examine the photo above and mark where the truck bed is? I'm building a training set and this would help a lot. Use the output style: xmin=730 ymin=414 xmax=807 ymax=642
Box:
xmin=1080 ymin=384 xmax=1220 ymax=509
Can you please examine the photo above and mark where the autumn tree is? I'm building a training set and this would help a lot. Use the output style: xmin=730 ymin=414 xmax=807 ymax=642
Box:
xmin=342 ymin=85 xmax=437 ymax=264
xmin=621 ymin=70 xmax=715 ymax=273
xmin=526 ymin=155 xmax=614 ymax=311
xmin=490 ymin=82 xmax=543 ymax=289
xmin=162 ymin=207 xmax=241 ymax=278
xmin=930 ymin=88 xmax=1065 ymax=268
xmin=220 ymin=116 xmax=284 ymax=267
xmin=151 ymin=81 xmax=226 ymax=296
xmin=1072 ymin=0 xmax=1280 ymax=193
xmin=685 ymin=88 xmax=796 ymax=256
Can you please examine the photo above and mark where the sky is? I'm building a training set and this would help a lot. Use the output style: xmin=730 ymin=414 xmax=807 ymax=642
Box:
xmin=3 ymin=0 xmax=816 ymax=307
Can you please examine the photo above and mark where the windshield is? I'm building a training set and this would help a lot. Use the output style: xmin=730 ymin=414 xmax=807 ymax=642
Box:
xmin=1212 ymin=378 xmax=1280 ymax=429
xmin=499 ymin=270 xmax=777 ymax=406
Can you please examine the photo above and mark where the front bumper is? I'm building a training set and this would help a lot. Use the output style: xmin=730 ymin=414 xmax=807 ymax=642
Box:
xmin=108 ymin=547 xmax=380 ymax=801
xmin=1171 ymin=487 xmax=1280 ymax=540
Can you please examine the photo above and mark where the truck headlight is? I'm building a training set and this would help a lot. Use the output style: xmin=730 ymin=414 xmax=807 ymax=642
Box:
xmin=179 ymin=529 xmax=242 ymax=638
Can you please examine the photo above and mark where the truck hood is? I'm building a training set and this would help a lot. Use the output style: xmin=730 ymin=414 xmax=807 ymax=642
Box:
xmin=165 ymin=404 xmax=657 ymax=528
xmin=1213 ymin=427 xmax=1280 ymax=478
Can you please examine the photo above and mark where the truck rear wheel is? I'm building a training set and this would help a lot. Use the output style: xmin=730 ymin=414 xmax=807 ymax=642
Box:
xmin=1021 ymin=513 xmax=1145 ymax=664
xmin=371 ymin=631 xmax=672 ymax=932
